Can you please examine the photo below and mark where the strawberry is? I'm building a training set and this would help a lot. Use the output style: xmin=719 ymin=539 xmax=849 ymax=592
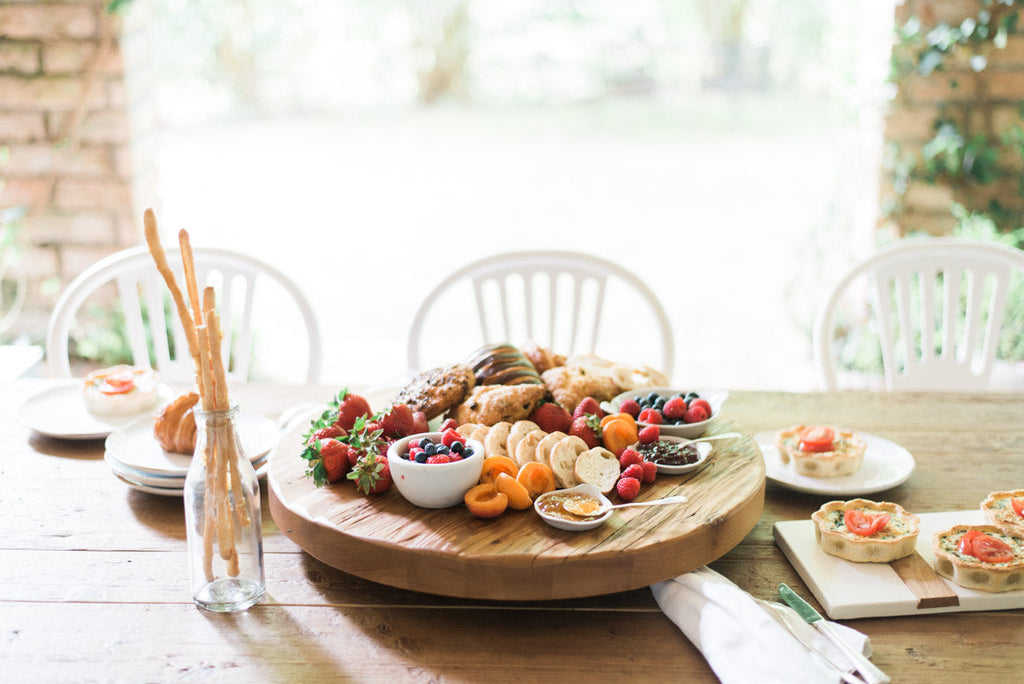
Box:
xmin=345 ymin=416 xmax=386 ymax=467
xmin=621 ymin=463 xmax=644 ymax=481
xmin=662 ymin=397 xmax=687 ymax=421
xmin=528 ymin=402 xmax=573 ymax=433
xmin=411 ymin=411 xmax=430 ymax=434
xmin=683 ymin=405 xmax=710 ymax=424
xmin=638 ymin=408 xmax=663 ymax=425
xmin=616 ymin=476 xmax=641 ymax=501
xmin=618 ymin=398 xmax=642 ymax=418
xmin=569 ymin=414 xmax=602 ymax=449
xmin=302 ymin=438 xmax=351 ymax=487
xmin=307 ymin=425 xmax=345 ymax=445
xmin=619 ymin=447 xmax=643 ymax=469
xmin=637 ymin=425 xmax=660 ymax=444
xmin=640 ymin=460 xmax=657 ymax=483
xmin=348 ymin=451 xmax=392 ymax=494
xmin=381 ymin=403 xmax=416 ymax=438
xmin=439 ymin=418 xmax=459 ymax=432
xmin=333 ymin=389 xmax=373 ymax=431
xmin=572 ymin=397 xmax=605 ymax=421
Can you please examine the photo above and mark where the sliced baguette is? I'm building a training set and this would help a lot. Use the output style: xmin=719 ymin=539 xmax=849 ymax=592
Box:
xmin=550 ymin=435 xmax=588 ymax=489
xmin=483 ymin=421 xmax=512 ymax=460
xmin=514 ymin=429 xmax=547 ymax=468
xmin=536 ymin=431 xmax=567 ymax=469
xmin=506 ymin=420 xmax=540 ymax=459
xmin=574 ymin=447 xmax=621 ymax=494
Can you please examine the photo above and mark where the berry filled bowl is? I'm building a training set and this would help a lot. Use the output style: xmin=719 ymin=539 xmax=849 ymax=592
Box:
xmin=387 ymin=431 xmax=485 ymax=509
xmin=609 ymin=387 xmax=728 ymax=439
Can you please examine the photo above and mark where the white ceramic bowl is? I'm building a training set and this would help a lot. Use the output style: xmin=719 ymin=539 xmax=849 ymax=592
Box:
xmin=632 ymin=435 xmax=714 ymax=475
xmin=387 ymin=432 xmax=485 ymax=509
xmin=610 ymin=387 xmax=728 ymax=439
xmin=534 ymin=483 xmax=612 ymax=531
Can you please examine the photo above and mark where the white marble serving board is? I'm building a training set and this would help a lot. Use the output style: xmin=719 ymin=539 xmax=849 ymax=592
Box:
xmin=773 ymin=510 xmax=1024 ymax=619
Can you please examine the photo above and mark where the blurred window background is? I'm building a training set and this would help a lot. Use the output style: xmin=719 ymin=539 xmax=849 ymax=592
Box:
xmin=118 ymin=0 xmax=895 ymax=387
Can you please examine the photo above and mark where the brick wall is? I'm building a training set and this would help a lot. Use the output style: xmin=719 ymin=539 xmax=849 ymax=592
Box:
xmin=883 ymin=0 xmax=1024 ymax=236
xmin=0 ymin=0 xmax=134 ymax=338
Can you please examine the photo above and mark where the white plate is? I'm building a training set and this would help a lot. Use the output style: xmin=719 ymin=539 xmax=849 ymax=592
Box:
xmin=755 ymin=429 xmax=915 ymax=496
xmin=16 ymin=382 xmax=173 ymax=440
xmin=534 ymin=484 xmax=613 ymax=531
xmin=105 ymin=413 xmax=278 ymax=477
xmin=104 ymin=451 xmax=268 ymax=487
xmin=113 ymin=461 xmax=269 ymax=497
xmin=608 ymin=387 xmax=728 ymax=439
xmin=774 ymin=510 xmax=1024 ymax=619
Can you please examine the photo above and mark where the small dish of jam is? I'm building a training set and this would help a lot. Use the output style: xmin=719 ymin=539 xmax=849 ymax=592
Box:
xmin=534 ymin=484 xmax=613 ymax=531
xmin=635 ymin=437 xmax=714 ymax=475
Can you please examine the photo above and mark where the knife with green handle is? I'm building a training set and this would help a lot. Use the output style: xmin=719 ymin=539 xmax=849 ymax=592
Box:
xmin=779 ymin=584 xmax=891 ymax=684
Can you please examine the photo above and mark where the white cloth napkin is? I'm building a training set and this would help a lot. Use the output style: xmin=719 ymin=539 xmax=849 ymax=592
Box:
xmin=651 ymin=566 xmax=871 ymax=684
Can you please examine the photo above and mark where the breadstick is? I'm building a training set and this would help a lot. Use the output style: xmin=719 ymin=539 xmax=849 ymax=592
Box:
xmin=143 ymin=210 xmax=200 ymax=368
xmin=208 ymin=308 xmax=250 ymax=529
xmin=179 ymin=229 xmax=203 ymax=328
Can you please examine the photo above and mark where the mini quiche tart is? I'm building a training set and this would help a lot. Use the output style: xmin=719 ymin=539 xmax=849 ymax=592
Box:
xmin=811 ymin=499 xmax=920 ymax=562
xmin=980 ymin=489 xmax=1024 ymax=537
xmin=932 ymin=524 xmax=1024 ymax=593
xmin=776 ymin=425 xmax=866 ymax=477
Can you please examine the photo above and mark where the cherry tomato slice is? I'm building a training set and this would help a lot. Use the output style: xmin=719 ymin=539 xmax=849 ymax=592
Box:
xmin=100 ymin=372 xmax=136 ymax=395
xmin=843 ymin=509 xmax=890 ymax=537
xmin=972 ymin=533 xmax=1014 ymax=564
xmin=799 ymin=426 xmax=835 ymax=453
xmin=1012 ymin=497 xmax=1024 ymax=518
xmin=958 ymin=529 xmax=982 ymax=556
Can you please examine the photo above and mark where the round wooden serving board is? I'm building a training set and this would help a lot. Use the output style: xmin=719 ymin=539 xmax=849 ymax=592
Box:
xmin=268 ymin=403 xmax=765 ymax=601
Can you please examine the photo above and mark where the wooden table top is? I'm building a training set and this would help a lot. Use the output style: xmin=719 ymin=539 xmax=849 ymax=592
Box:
xmin=3 ymin=379 xmax=1023 ymax=682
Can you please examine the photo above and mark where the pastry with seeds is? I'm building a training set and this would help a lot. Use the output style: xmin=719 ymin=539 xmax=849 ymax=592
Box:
xmin=393 ymin=363 xmax=475 ymax=420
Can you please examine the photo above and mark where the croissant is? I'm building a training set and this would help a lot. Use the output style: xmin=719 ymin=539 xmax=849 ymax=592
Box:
xmin=153 ymin=391 xmax=200 ymax=454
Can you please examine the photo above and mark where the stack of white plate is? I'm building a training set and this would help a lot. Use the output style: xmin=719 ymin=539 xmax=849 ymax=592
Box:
xmin=104 ymin=413 xmax=280 ymax=496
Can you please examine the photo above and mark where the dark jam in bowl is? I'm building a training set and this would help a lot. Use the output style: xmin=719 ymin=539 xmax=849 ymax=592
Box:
xmin=638 ymin=440 xmax=700 ymax=466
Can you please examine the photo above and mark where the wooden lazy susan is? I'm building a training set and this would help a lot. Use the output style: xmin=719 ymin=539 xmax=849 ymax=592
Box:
xmin=268 ymin=402 xmax=765 ymax=601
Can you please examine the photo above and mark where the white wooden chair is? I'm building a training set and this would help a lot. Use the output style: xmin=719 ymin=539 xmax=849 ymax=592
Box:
xmin=813 ymin=237 xmax=1024 ymax=391
xmin=407 ymin=250 xmax=675 ymax=379
xmin=46 ymin=245 xmax=323 ymax=384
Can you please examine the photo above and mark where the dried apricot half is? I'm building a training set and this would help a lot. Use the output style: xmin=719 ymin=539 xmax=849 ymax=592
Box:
xmin=494 ymin=472 xmax=533 ymax=510
xmin=480 ymin=455 xmax=519 ymax=485
xmin=464 ymin=483 xmax=508 ymax=518
xmin=516 ymin=461 xmax=556 ymax=499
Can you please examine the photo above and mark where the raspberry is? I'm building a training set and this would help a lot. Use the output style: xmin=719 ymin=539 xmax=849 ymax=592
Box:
xmin=618 ymin=399 xmax=642 ymax=418
xmin=619 ymin=447 xmax=643 ymax=468
xmin=683 ymin=405 xmax=710 ymax=424
xmin=662 ymin=396 xmax=687 ymax=420
xmin=621 ymin=464 xmax=644 ymax=481
xmin=439 ymin=418 xmax=459 ymax=432
xmin=407 ymin=446 xmax=424 ymax=461
xmin=616 ymin=476 xmax=641 ymax=501
xmin=640 ymin=460 xmax=657 ymax=483
xmin=441 ymin=428 xmax=464 ymax=448
xmin=637 ymin=425 xmax=660 ymax=444
xmin=426 ymin=454 xmax=451 ymax=464
xmin=688 ymin=398 xmax=712 ymax=416
xmin=638 ymin=408 xmax=663 ymax=425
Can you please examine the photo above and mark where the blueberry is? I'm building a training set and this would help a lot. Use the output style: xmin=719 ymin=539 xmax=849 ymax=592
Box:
xmin=419 ymin=437 xmax=432 ymax=449
xmin=684 ymin=392 xmax=699 ymax=401
xmin=424 ymin=443 xmax=437 ymax=455
xmin=401 ymin=451 xmax=411 ymax=460
xmin=647 ymin=391 xmax=660 ymax=404
xmin=438 ymin=445 xmax=450 ymax=455
xmin=414 ymin=451 xmax=428 ymax=463
xmin=463 ymin=446 xmax=474 ymax=457
xmin=451 ymin=441 xmax=464 ymax=453
xmin=654 ymin=399 xmax=666 ymax=411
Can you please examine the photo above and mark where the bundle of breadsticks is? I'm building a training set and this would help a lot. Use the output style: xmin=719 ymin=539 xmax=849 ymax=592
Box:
xmin=143 ymin=209 xmax=250 ymax=581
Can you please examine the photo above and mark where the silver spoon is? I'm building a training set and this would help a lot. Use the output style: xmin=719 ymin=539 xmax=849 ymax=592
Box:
xmin=563 ymin=494 xmax=688 ymax=517
xmin=679 ymin=431 xmax=741 ymax=444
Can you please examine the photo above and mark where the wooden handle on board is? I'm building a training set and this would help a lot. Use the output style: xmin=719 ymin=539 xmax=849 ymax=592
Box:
xmin=890 ymin=552 xmax=960 ymax=609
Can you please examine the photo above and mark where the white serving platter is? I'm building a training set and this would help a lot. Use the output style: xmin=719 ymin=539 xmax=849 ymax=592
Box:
xmin=774 ymin=509 xmax=1024 ymax=619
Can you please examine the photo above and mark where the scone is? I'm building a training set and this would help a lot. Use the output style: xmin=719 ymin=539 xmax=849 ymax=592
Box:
xmin=980 ymin=490 xmax=1024 ymax=537
xmin=932 ymin=524 xmax=1024 ymax=593
xmin=776 ymin=425 xmax=866 ymax=477
xmin=393 ymin=363 xmax=475 ymax=420
xmin=541 ymin=365 xmax=618 ymax=413
xmin=450 ymin=384 xmax=547 ymax=426
xmin=811 ymin=499 xmax=919 ymax=562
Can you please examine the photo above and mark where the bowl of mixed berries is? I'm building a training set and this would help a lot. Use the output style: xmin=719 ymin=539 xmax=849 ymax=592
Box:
xmin=387 ymin=429 xmax=485 ymax=508
xmin=610 ymin=387 xmax=727 ymax=439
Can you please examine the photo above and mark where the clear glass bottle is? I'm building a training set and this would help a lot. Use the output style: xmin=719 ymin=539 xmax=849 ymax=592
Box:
xmin=184 ymin=405 xmax=265 ymax=612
